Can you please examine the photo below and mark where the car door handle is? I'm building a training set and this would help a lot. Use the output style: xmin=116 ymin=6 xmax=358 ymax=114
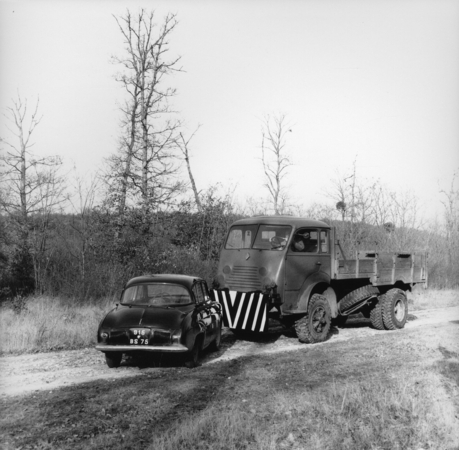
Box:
xmin=316 ymin=262 xmax=322 ymax=265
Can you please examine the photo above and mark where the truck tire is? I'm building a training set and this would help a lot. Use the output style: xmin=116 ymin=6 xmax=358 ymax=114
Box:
xmin=295 ymin=294 xmax=331 ymax=344
xmin=382 ymin=288 xmax=408 ymax=330
xmin=369 ymin=295 xmax=385 ymax=330
xmin=338 ymin=285 xmax=380 ymax=315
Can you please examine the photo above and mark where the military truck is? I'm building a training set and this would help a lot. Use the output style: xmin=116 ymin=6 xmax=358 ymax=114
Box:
xmin=212 ymin=216 xmax=427 ymax=343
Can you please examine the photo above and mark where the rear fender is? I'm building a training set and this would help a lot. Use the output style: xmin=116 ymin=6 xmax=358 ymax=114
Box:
xmin=184 ymin=328 xmax=204 ymax=351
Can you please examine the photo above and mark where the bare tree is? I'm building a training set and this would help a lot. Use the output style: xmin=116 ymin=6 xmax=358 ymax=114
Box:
xmin=177 ymin=126 xmax=202 ymax=210
xmin=0 ymin=95 xmax=65 ymax=237
xmin=260 ymin=114 xmax=292 ymax=215
xmin=0 ymin=95 xmax=66 ymax=293
xmin=110 ymin=9 xmax=184 ymax=217
xmin=440 ymin=171 xmax=459 ymax=282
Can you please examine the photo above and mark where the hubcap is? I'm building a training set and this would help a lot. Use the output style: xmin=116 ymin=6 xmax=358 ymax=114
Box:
xmin=394 ymin=299 xmax=405 ymax=321
xmin=312 ymin=307 xmax=327 ymax=333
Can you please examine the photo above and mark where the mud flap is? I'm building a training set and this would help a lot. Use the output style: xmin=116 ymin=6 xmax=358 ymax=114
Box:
xmin=211 ymin=290 xmax=269 ymax=332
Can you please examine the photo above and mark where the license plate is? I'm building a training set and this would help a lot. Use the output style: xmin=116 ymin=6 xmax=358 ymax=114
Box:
xmin=129 ymin=328 xmax=151 ymax=345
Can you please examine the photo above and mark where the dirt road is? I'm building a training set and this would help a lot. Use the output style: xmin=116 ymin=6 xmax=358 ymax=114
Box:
xmin=1 ymin=305 xmax=458 ymax=398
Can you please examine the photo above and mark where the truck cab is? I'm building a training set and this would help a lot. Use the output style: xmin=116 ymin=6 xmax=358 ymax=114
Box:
xmin=215 ymin=216 xmax=335 ymax=320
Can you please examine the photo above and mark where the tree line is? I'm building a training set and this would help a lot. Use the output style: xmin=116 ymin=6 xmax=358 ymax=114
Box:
xmin=1 ymin=9 xmax=458 ymax=301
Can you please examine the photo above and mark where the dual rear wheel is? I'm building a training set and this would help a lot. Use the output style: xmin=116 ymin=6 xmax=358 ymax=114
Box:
xmin=370 ymin=289 xmax=408 ymax=330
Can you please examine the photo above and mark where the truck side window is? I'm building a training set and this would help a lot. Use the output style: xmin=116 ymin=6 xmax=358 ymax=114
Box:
xmin=320 ymin=230 xmax=329 ymax=253
xmin=291 ymin=229 xmax=318 ymax=253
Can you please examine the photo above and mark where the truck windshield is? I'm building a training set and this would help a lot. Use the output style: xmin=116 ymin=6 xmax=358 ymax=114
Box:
xmin=225 ymin=224 xmax=292 ymax=250
xmin=225 ymin=225 xmax=258 ymax=249
xmin=121 ymin=283 xmax=192 ymax=306
xmin=253 ymin=225 xmax=292 ymax=250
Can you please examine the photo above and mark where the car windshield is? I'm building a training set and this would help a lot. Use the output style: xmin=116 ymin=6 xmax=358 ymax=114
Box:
xmin=121 ymin=283 xmax=192 ymax=306
xmin=253 ymin=225 xmax=292 ymax=250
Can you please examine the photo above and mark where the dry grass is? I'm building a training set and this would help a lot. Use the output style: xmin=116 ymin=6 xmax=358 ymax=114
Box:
xmin=147 ymin=373 xmax=457 ymax=450
xmin=0 ymin=296 xmax=114 ymax=354
xmin=408 ymin=288 xmax=459 ymax=311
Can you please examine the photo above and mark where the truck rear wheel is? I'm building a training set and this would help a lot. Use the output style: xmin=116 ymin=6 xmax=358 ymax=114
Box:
xmin=370 ymin=296 xmax=385 ymax=330
xmin=338 ymin=285 xmax=380 ymax=316
xmin=295 ymin=294 xmax=331 ymax=344
xmin=382 ymin=289 xmax=408 ymax=330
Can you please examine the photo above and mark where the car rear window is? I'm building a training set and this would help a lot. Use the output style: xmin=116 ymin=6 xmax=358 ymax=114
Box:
xmin=121 ymin=283 xmax=192 ymax=306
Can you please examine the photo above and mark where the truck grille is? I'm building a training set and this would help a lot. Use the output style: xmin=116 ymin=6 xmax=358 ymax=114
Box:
xmin=227 ymin=266 xmax=261 ymax=291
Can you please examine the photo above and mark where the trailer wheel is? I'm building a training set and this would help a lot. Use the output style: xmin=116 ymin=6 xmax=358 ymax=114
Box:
xmin=382 ymin=289 xmax=408 ymax=330
xmin=338 ymin=285 xmax=380 ymax=316
xmin=295 ymin=294 xmax=331 ymax=343
xmin=369 ymin=296 xmax=385 ymax=330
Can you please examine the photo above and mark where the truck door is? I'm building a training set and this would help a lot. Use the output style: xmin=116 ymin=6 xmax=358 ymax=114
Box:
xmin=285 ymin=228 xmax=331 ymax=292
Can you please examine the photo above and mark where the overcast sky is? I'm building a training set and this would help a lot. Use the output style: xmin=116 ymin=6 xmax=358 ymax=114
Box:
xmin=1 ymin=0 xmax=458 ymax=220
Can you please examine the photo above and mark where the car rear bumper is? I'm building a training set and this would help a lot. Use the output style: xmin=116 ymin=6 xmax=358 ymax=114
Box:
xmin=95 ymin=344 xmax=189 ymax=353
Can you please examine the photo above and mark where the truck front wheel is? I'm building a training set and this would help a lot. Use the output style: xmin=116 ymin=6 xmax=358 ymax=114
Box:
xmin=382 ymin=289 xmax=408 ymax=330
xmin=295 ymin=294 xmax=332 ymax=344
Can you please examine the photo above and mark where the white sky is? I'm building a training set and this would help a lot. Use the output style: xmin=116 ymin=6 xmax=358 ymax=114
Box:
xmin=1 ymin=0 xmax=458 ymax=220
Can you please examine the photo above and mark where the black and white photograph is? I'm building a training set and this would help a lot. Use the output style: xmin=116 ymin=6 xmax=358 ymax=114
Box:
xmin=1 ymin=0 xmax=458 ymax=448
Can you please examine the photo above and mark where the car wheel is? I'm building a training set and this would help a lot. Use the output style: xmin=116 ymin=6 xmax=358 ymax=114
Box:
xmin=105 ymin=352 xmax=122 ymax=368
xmin=209 ymin=322 xmax=222 ymax=351
xmin=185 ymin=337 xmax=202 ymax=368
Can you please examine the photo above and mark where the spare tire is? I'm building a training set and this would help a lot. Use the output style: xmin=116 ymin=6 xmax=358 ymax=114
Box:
xmin=338 ymin=285 xmax=380 ymax=315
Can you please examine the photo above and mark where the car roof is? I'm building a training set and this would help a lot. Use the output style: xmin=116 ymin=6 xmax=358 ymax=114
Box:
xmin=230 ymin=215 xmax=330 ymax=229
xmin=124 ymin=274 xmax=204 ymax=290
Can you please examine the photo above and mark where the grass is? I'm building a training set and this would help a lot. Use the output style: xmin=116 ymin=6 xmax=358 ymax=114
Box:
xmin=408 ymin=288 xmax=459 ymax=311
xmin=0 ymin=296 xmax=114 ymax=354
xmin=149 ymin=374 xmax=455 ymax=450
xmin=0 ymin=288 xmax=458 ymax=355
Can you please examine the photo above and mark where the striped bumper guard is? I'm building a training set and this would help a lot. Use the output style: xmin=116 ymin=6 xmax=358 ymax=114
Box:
xmin=211 ymin=290 xmax=269 ymax=333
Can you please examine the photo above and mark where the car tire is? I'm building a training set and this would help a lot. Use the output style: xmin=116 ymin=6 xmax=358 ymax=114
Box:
xmin=369 ymin=296 xmax=385 ymax=330
xmin=295 ymin=294 xmax=332 ymax=344
xmin=105 ymin=352 xmax=122 ymax=368
xmin=209 ymin=322 xmax=222 ymax=351
xmin=382 ymin=288 xmax=408 ymax=330
xmin=185 ymin=337 xmax=202 ymax=368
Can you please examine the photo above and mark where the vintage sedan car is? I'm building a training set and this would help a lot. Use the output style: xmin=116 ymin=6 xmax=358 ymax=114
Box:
xmin=96 ymin=274 xmax=222 ymax=368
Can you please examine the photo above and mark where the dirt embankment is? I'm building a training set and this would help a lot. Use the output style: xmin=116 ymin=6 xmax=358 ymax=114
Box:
xmin=1 ymin=306 xmax=458 ymax=398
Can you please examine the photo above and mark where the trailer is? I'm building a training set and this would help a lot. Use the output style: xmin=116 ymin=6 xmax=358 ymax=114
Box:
xmin=212 ymin=216 xmax=427 ymax=343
